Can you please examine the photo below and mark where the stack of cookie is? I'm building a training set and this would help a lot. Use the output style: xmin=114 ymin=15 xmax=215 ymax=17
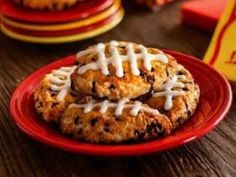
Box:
xmin=34 ymin=41 xmax=200 ymax=143
xmin=0 ymin=0 xmax=124 ymax=43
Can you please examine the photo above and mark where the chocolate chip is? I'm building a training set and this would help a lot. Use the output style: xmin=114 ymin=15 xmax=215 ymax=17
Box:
xmin=183 ymin=87 xmax=188 ymax=91
xmin=50 ymin=92 xmax=57 ymax=97
xmin=74 ymin=116 xmax=80 ymax=124
xmin=115 ymin=116 xmax=122 ymax=121
xmin=51 ymin=102 xmax=59 ymax=108
xmin=166 ymin=70 xmax=169 ymax=77
xmin=70 ymin=90 xmax=78 ymax=96
xmin=146 ymin=123 xmax=163 ymax=136
xmin=177 ymin=117 xmax=185 ymax=125
xmin=159 ymin=108 xmax=168 ymax=114
xmin=140 ymin=70 xmax=147 ymax=80
xmin=76 ymin=128 xmax=83 ymax=135
xmin=48 ymin=90 xmax=57 ymax=97
xmin=151 ymin=67 xmax=155 ymax=72
xmin=92 ymin=81 xmax=96 ymax=93
xmin=139 ymin=70 xmax=155 ymax=84
xmin=109 ymin=84 xmax=116 ymax=90
xmin=187 ymin=110 xmax=192 ymax=117
xmin=91 ymin=57 xmax=96 ymax=62
xmin=177 ymin=70 xmax=185 ymax=75
xmin=134 ymin=130 xmax=145 ymax=140
xmin=39 ymin=101 xmax=43 ymax=107
xmin=104 ymin=122 xmax=110 ymax=132
xmin=90 ymin=118 xmax=98 ymax=127
xmin=147 ymin=75 xmax=155 ymax=84
xmin=92 ymin=95 xmax=108 ymax=101
xmin=185 ymin=102 xmax=192 ymax=116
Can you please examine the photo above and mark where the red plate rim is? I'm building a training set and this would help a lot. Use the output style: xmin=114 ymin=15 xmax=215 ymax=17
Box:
xmin=9 ymin=50 xmax=233 ymax=156
xmin=0 ymin=0 xmax=114 ymax=23
xmin=2 ymin=7 xmax=121 ymax=37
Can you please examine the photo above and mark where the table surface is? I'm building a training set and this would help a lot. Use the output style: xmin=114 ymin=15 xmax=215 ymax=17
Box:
xmin=0 ymin=1 xmax=235 ymax=177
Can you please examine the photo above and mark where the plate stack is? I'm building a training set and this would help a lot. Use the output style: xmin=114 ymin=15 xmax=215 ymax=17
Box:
xmin=0 ymin=0 xmax=124 ymax=44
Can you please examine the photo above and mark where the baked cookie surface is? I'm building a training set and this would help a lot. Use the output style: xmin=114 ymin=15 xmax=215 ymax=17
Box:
xmin=61 ymin=97 xmax=172 ymax=143
xmin=13 ymin=0 xmax=78 ymax=10
xmin=145 ymin=65 xmax=200 ymax=128
xmin=34 ymin=66 xmax=78 ymax=122
xmin=71 ymin=41 xmax=178 ymax=100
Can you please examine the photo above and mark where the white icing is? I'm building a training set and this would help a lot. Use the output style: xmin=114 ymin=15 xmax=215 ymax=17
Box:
xmin=100 ymin=100 xmax=110 ymax=113
xmin=46 ymin=66 xmax=77 ymax=101
xmin=97 ymin=43 xmax=109 ymax=75
xmin=127 ymin=43 xmax=140 ymax=76
xmin=140 ymin=45 xmax=151 ymax=71
xmin=76 ymin=41 xmax=168 ymax=77
xmin=110 ymin=41 xmax=124 ymax=77
xmin=153 ymin=75 xmax=186 ymax=110
xmin=56 ymin=88 xmax=69 ymax=102
xmin=130 ymin=101 xmax=142 ymax=116
xmin=69 ymin=98 xmax=160 ymax=116
xmin=84 ymin=101 xmax=94 ymax=113
xmin=115 ymin=98 xmax=129 ymax=116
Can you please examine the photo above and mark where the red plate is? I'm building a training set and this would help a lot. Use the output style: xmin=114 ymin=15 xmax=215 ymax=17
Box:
xmin=2 ymin=8 xmax=121 ymax=37
xmin=10 ymin=50 xmax=232 ymax=156
xmin=0 ymin=0 xmax=113 ymax=23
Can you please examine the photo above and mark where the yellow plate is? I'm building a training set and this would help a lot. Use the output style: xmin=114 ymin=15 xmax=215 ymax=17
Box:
xmin=1 ymin=0 xmax=121 ymax=31
xmin=1 ymin=9 xmax=124 ymax=44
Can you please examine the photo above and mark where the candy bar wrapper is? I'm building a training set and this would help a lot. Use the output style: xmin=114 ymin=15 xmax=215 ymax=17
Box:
xmin=135 ymin=0 xmax=174 ymax=9
xmin=204 ymin=0 xmax=236 ymax=92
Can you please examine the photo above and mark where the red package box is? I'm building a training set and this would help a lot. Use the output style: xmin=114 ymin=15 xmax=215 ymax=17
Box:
xmin=181 ymin=0 xmax=227 ymax=32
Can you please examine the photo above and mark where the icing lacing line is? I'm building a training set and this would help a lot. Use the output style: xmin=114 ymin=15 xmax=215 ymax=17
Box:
xmin=47 ymin=66 xmax=77 ymax=101
xmin=69 ymin=98 xmax=160 ymax=116
xmin=153 ymin=75 xmax=186 ymax=110
xmin=76 ymin=41 xmax=168 ymax=77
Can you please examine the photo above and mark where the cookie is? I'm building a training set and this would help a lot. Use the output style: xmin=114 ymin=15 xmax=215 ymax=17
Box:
xmin=13 ymin=0 xmax=78 ymax=10
xmin=34 ymin=41 xmax=200 ymax=144
xmin=145 ymin=65 xmax=200 ymax=128
xmin=34 ymin=66 xmax=78 ymax=122
xmin=71 ymin=41 xmax=178 ymax=100
xmin=60 ymin=97 xmax=173 ymax=143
